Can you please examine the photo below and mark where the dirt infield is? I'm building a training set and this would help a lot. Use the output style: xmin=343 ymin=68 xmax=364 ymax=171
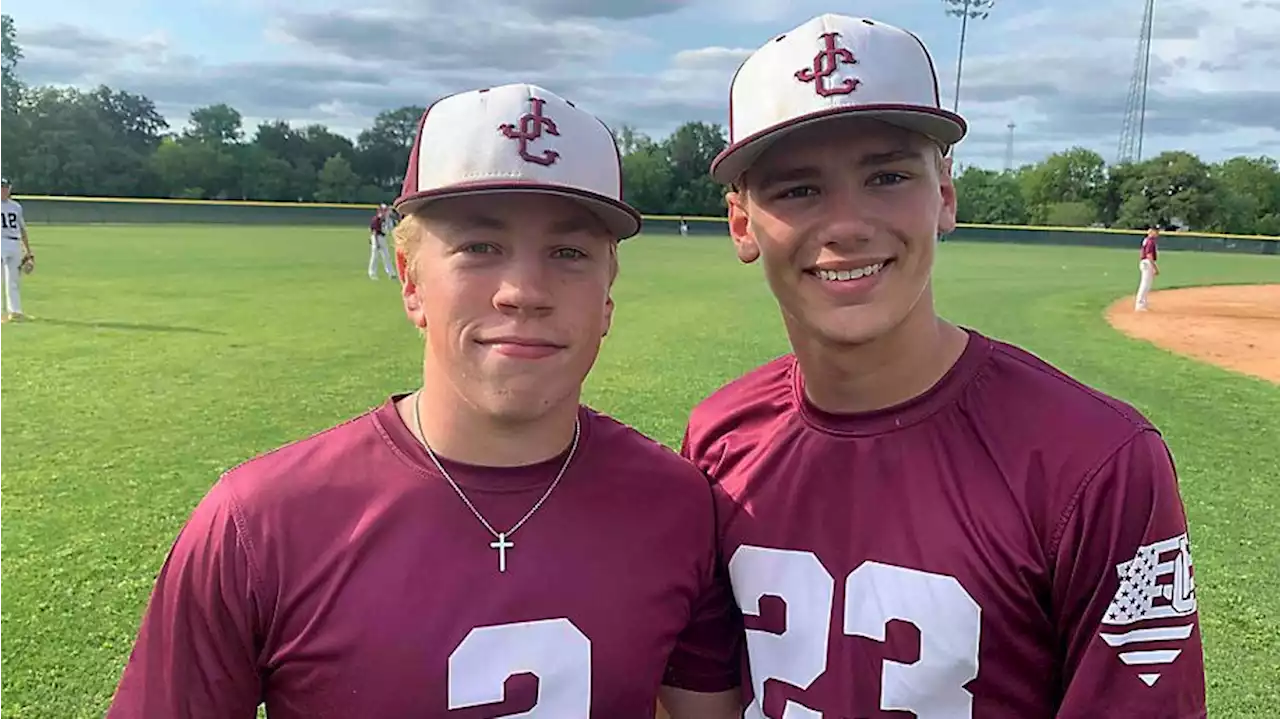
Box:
xmin=1106 ymin=284 xmax=1280 ymax=384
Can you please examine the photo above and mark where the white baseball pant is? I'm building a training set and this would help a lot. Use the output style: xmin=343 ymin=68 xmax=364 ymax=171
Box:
xmin=1135 ymin=259 xmax=1155 ymax=310
xmin=369 ymin=233 xmax=394 ymax=279
xmin=2 ymin=238 xmax=24 ymax=315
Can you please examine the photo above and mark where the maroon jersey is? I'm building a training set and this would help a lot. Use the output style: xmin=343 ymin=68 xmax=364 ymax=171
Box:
xmin=1141 ymin=236 xmax=1158 ymax=261
xmin=682 ymin=330 xmax=1205 ymax=719
xmin=108 ymin=397 xmax=740 ymax=718
xmin=370 ymin=211 xmax=385 ymax=233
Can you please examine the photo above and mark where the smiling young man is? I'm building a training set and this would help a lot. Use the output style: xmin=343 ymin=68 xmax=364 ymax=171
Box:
xmin=681 ymin=14 xmax=1206 ymax=719
xmin=107 ymin=83 xmax=741 ymax=719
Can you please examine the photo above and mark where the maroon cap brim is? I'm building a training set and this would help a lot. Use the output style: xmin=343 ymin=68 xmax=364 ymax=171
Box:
xmin=709 ymin=104 xmax=968 ymax=185
xmin=394 ymin=180 xmax=643 ymax=240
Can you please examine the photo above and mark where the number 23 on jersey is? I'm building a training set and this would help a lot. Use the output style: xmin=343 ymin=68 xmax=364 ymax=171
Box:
xmin=730 ymin=546 xmax=982 ymax=719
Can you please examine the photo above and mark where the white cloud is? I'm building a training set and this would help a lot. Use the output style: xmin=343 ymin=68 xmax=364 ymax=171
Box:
xmin=943 ymin=0 xmax=1280 ymax=165
xmin=9 ymin=0 xmax=1279 ymax=170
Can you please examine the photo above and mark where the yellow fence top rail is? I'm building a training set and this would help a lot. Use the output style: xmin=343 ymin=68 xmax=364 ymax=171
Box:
xmin=14 ymin=194 xmax=1280 ymax=241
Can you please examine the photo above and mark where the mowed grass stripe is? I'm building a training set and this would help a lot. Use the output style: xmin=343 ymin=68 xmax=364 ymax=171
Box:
xmin=2 ymin=226 xmax=1277 ymax=717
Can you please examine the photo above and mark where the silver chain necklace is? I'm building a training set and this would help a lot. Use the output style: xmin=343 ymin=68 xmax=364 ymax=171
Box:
xmin=411 ymin=391 xmax=580 ymax=573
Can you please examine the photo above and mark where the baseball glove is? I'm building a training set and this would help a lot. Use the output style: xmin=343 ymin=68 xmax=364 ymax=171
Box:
xmin=19 ymin=254 xmax=34 ymax=274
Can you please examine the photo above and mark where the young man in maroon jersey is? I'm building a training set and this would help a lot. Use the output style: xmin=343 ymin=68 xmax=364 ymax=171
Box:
xmin=682 ymin=14 xmax=1206 ymax=719
xmin=368 ymin=201 xmax=396 ymax=279
xmin=1136 ymin=227 xmax=1160 ymax=310
xmin=107 ymin=83 xmax=742 ymax=718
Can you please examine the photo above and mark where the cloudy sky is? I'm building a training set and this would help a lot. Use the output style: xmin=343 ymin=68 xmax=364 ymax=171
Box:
xmin=6 ymin=0 xmax=1278 ymax=171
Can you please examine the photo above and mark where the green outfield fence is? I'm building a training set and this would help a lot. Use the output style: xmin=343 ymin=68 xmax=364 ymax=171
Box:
xmin=14 ymin=195 xmax=1280 ymax=255
xmin=945 ymin=223 xmax=1278 ymax=255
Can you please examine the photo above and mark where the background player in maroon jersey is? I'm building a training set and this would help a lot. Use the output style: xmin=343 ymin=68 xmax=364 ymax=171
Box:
xmin=682 ymin=13 xmax=1206 ymax=719
xmin=107 ymin=83 xmax=742 ymax=718
xmin=368 ymin=201 xmax=397 ymax=279
xmin=1136 ymin=227 xmax=1161 ymax=310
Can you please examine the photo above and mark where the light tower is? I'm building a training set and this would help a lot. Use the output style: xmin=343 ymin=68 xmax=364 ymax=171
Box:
xmin=942 ymin=0 xmax=996 ymax=113
xmin=1004 ymin=121 xmax=1016 ymax=172
xmin=1118 ymin=0 xmax=1155 ymax=164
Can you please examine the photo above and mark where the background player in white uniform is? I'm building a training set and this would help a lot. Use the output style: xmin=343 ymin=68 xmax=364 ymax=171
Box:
xmin=368 ymin=203 xmax=396 ymax=279
xmin=1 ymin=177 xmax=34 ymax=322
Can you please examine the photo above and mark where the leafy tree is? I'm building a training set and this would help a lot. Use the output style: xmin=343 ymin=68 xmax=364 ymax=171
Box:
xmin=0 ymin=17 xmax=1274 ymax=235
xmin=621 ymin=135 xmax=674 ymax=214
xmin=1017 ymin=147 xmax=1107 ymax=223
xmin=2 ymin=14 xmax=23 ymax=108
xmin=1210 ymin=156 xmax=1280 ymax=234
xmin=1114 ymin=151 xmax=1218 ymax=230
xmin=301 ymin=124 xmax=357 ymax=173
xmin=10 ymin=87 xmax=157 ymax=196
xmin=315 ymin=154 xmax=360 ymax=202
xmin=239 ymin=145 xmax=297 ymax=202
xmin=659 ymin=121 xmax=728 ymax=216
xmin=1043 ymin=202 xmax=1097 ymax=227
xmin=953 ymin=167 xmax=1028 ymax=224
xmin=2 ymin=13 xmax=27 ymax=183
xmin=89 ymin=86 xmax=168 ymax=152
xmin=1098 ymin=161 xmax=1141 ymax=227
xmin=150 ymin=137 xmax=234 ymax=199
xmin=186 ymin=104 xmax=244 ymax=146
xmin=355 ymin=106 xmax=426 ymax=193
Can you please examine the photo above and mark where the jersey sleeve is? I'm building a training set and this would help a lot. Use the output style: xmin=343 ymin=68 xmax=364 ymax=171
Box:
xmin=678 ymin=417 xmax=721 ymax=477
xmin=1050 ymin=429 xmax=1206 ymax=719
xmin=662 ymin=561 xmax=743 ymax=692
xmin=106 ymin=478 xmax=263 ymax=718
xmin=661 ymin=474 xmax=743 ymax=693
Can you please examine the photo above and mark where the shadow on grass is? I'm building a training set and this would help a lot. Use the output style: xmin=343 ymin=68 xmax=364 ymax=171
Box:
xmin=22 ymin=317 xmax=226 ymax=335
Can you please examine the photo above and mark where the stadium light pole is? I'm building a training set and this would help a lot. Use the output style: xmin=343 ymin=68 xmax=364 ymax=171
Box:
xmin=1004 ymin=120 xmax=1016 ymax=172
xmin=942 ymin=0 xmax=995 ymax=113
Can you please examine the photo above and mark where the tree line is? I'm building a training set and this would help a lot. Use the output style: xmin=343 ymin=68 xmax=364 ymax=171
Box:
xmin=3 ymin=15 xmax=1277 ymax=235
xmin=955 ymin=148 xmax=1280 ymax=235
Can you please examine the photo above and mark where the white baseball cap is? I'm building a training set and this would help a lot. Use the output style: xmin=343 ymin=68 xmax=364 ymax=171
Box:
xmin=394 ymin=83 xmax=641 ymax=240
xmin=710 ymin=14 xmax=968 ymax=185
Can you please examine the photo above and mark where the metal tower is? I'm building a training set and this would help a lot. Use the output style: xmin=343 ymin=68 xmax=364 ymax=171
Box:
xmin=1117 ymin=0 xmax=1155 ymax=164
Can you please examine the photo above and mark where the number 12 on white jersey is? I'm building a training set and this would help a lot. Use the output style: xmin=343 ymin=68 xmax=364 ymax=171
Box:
xmin=729 ymin=546 xmax=982 ymax=719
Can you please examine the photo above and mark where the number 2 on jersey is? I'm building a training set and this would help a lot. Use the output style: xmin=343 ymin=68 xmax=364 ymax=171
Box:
xmin=730 ymin=546 xmax=981 ymax=719
xmin=448 ymin=617 xmax=590 ymax=717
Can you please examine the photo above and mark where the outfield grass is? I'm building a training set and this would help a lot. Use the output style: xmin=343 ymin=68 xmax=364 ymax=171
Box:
xmin=2 ymin=225 xmax=1278 ymax=717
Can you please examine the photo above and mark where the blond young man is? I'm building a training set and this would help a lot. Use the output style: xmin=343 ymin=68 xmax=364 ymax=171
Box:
xmin=108 ymin=83 xmax=742 ymax=719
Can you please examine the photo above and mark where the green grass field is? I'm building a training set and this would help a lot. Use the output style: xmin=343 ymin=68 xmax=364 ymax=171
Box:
xmin=2 ymin=225 xmax=1278 ymax=717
